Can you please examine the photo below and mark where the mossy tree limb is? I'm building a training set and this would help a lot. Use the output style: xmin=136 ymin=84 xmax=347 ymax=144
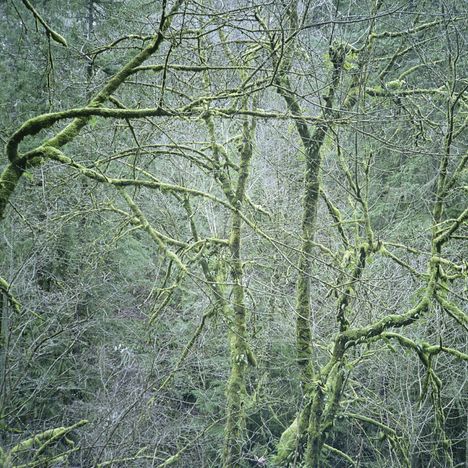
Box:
xmin=220 ymin=47 xmax=258 ymax=468
xmin=273 ymin=32 xmax=349 ymax=396
xmin=0 ymin=0 xmax=184 ymax=221
xmin=3 ymin=419 xmax=88 ymax=467
xmin=21 ymin=0 xmax=68 ymax=47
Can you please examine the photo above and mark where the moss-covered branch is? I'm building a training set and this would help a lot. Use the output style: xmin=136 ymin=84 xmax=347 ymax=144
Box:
xmin=133 ymin=63 xmax=256 ymax=74
xmin=435 ymin=294 xmax=468 ymax=329
xmin=343 ymin=297 xmax=430 ymax=346
xmin=0 ymin=163 xmax=26 ymax=221
xmin=379 ymin=332 xmax=468 ymax=361
xmin=0 ymin=277 xmax=21 ymax=314
xmin=343 ymin=412 xmax=409 ymax=466
xmin=320 ymin=189 xmax=349 ymax=247
xmin=21 ymin=0 xmax=68 ymax=47
xmin=323 ymin=443 xmax=356 ymax=466
xmin=4 ymin=419 xmax=87 ymax=467
xmin=365 ymin=85 xmax=445 ymax=98
xmin=36 ymin=146 xmax=239 ymax=214
xmin=118 ymin=188 xmax=186 ymax=271
xmin=371 ymin=18 xmax=448 ymax=39
xmin=1 ymin=0 xmax=183 ymax=220
xmin=6 ymin=106 xmax=173 ymax=162
xmin=434 ymin=207 xmax=468 ymax=246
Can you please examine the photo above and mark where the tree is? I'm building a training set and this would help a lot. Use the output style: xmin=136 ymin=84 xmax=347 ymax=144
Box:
xmin=1 ymin=0 xmax=466 ymax=466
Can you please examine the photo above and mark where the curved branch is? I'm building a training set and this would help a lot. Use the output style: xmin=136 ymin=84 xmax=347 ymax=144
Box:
xmin=21 ymin=0 xmax=68 ymax=47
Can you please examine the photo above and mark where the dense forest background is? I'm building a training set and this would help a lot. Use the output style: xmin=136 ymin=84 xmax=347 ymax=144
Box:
xmin=0 ymin=0 xmax=467 ymax=466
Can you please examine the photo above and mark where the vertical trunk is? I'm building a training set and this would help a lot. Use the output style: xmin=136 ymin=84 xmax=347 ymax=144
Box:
xmin=199 ymin=40 xmax=257 ymax=465
xmin=304 ymin=338 xmax=346 ymax=466
xmin=273 ymin=25 xmax=348 ymax=462
xmin=86 ymin=0 xmax=95 ymax=98
xmin=201 ymin=102 xmax=254 ymax=466
xmin=294 ymin=123 xmax=326 ymax=389
xmin=222 ymin=231 xmax=248 ymax=466
xmin=0 ymin=280 xmax=16 ymax=425
xmin=276 ymin=42 xmax=347 ymax=391
xmin=0 ymin=292 xmax=8 ymax=420
xmin=223 ymin=114 xmax=256 ymax=467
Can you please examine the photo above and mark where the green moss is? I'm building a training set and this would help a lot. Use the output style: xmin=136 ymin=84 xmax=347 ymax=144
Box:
xmin=21 ymin=0 xmax=68 ymax=47
xmin=0 ymin=162 xmax=24 ymax=220
xmin=274 ymin=416 xmax=299 ymax=464
xmin=1 ymin=0 xmax=185 ymax=224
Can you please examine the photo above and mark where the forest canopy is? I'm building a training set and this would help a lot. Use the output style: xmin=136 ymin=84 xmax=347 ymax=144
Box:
xmin=0 ymin=0 xmax=467 ymax=467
